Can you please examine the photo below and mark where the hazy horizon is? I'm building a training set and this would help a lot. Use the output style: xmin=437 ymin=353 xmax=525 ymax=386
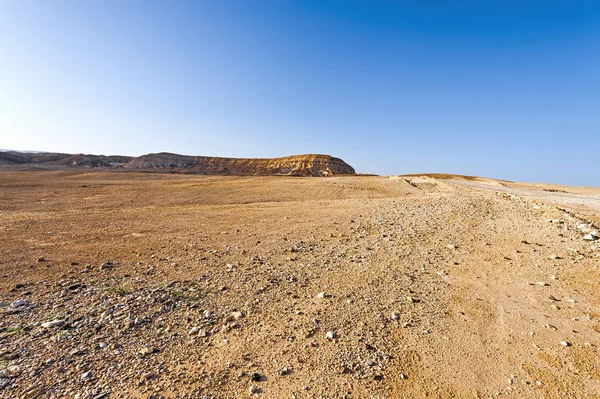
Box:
xmin=1 ymin=1 xmax=599 ymax=185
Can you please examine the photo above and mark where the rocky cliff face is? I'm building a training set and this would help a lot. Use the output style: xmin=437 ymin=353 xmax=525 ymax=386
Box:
xmin=0 ymin=151 xmax=355 ymax=176
xmin=125 ymin=153 xmax=355 ymax=176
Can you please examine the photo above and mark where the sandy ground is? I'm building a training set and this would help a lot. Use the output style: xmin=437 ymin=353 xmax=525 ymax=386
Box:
xmin=1 ymin=171 xmax=599 ymax=398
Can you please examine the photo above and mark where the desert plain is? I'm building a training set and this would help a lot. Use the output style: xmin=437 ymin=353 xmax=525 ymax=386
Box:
xmin=1 ymin=171 xmax=600 ymax=398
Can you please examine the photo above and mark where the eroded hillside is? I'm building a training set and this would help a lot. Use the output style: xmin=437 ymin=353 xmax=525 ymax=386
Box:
xmin=0 ymin=152 xmax=355 ymax=176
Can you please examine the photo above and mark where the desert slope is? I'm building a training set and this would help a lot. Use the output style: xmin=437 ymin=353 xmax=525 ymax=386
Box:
xmin=1 ymin=172 xmax=599 ymax=398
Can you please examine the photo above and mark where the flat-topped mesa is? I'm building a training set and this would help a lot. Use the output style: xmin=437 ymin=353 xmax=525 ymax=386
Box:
xmin=0 ymin=151 xmax=356 ymax=176
xmin=124 ymin=153 xmax=355 ymax=176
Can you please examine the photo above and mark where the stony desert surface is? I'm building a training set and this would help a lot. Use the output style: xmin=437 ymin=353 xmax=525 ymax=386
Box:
xmin=1 ymin=171 xmax=600 ymax=399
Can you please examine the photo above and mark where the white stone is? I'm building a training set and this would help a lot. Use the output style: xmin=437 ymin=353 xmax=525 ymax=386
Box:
xmin=41 ymin=319 xmax=65 ymax=328
xmin=231 ymin=311 xmax=243 ymax=320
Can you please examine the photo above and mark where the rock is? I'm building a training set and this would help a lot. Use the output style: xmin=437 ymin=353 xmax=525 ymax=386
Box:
xmin=81 ymin=371 xmax=92 ymax=381
xmin=41 ymin=319 xmax=65 ymax=329
xmin=10 ymin=299 xmax=26 ymax=308
xmin=316 ymin=292 xmax=326 ymax=299
xmin=536 ymin=282 xmax=549 ymax=286
xmin=391 ymin=311 xmax=400 ymax=320
xmin=249 ymin=385 xmax=258 ymax=394
xmin=143 ymin=372 xmax=157 ymax=380
xmin=203 ymin=310 xmax=213 ymax=318
xmin=24 ymin=384 xmax=45 ymax=398
xmin=37 ymin=257 xmax=45 ymax=262
xmin=0 ymin=377 xmax=10 ymax=390
xmin=325 ymin=331 xmax=336 ymax=340
xmin=231 ymin=311 xmax=243 ymax=320
xmin=100 ymin=262 xmax=113 ymax=269
xmin=139 ymin=346 xmax=160 ymax=356
xmin=251 ymin=372 xmax=261 ymax=382
xmin=560 ymin=341 xmax=571 ymax=347
xmin=583 ymin=232 xmax=598 ymax=241
xmin=189 ymin=327 xmax=201 ymax=335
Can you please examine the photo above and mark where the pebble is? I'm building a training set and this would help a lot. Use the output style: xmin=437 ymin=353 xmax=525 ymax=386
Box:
xmin=143 ymin=372 xmax=157 ymax=380
xmin=249 ymin=385 xmax=258 ymax=394
xmin=10 ymin=299 xmax=27 ymax=308
xmin=41 ymin=319 xmax=65 ymax=329
xmin=325 ymin=331 xmax=336 ymax=340
xmin=231 ymin=311 xmax=243 ymax=320
xmin=24 ymin=385 xmax=45 ymax=398
xmin=391 ymin=311 xmax=400 ymax=320
xmin=100 ymin=262 xmax=113 ymax=270
xmin=560 ymin=341 xmax=571 ymax=347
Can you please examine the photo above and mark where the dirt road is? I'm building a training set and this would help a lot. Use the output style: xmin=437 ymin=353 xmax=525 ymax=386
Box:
xmin=1 ymin=172 xmax=599 ymax=398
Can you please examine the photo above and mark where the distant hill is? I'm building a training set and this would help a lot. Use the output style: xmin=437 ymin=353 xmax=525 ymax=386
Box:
xmin=0 ymin=151 xmax=355 ymax=176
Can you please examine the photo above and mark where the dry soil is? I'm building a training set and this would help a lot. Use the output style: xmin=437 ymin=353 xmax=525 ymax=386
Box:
xmin=1 ymin=171 xmax=600 ymax=399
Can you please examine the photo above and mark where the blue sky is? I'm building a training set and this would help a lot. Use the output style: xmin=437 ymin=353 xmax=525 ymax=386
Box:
xmin=1 ymin=1 xmax=599 ymax=185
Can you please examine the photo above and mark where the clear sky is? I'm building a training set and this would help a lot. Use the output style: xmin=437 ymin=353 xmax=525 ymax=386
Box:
xmin=1 ymin=1 xmax=599 ymax=185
